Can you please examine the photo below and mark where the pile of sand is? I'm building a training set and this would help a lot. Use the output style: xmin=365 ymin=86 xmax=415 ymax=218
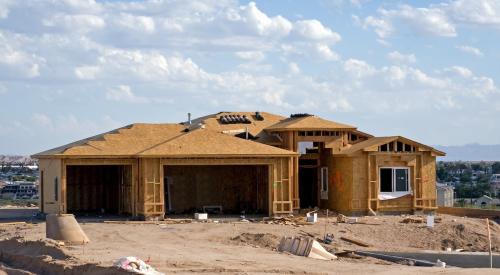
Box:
xmin=231 ymin=233 xmax=280 ymax=249
xmin=0 ymin=238 xmax=128 ymax=275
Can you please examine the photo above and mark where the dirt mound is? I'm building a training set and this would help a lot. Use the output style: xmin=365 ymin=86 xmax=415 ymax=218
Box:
xmin=414 ymin=219 xmax=499 ymax=252
xmin=231 ymin=233 xmax=280 ymax=249
xmin=0 ymin=238 xmax=129 ymax=275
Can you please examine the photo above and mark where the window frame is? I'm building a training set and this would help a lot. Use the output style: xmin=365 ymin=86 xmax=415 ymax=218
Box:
xmin=379 ymin=167 xmax=410 ymax=195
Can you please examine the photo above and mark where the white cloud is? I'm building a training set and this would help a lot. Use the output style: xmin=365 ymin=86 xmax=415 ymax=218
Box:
xmin=288 ymin=62 xmax=300 ymax=74
xmin=329 ymin=98 xmax=353 ymax=112
xmin=0 ymin=0 xmax=12 ymax=19
xmin=293 ymin=20 xmax=341 ymax=43
xmin=105 ymin=85 xmax=149 ymax=103
xmin=359 ymin=15 xmax=394 ymax=38
xmin=360 ymin=1 xmax=500 ymax=39
xmin=74 ymin=65 xmax=101 ymax=80
xmin=445 ymin=0 xmax=500 ymax=27
xmin=235 ymin=51 xmax=265 ymax=61
xmin=456 ymin=45 xmax=484 ymax=57
xmin=43 ymin=14 xmax=105 ymax=32
xmin=343 ymin=58 xmax=375 ymax=78
xmin=115 ymin=13 xmax=155 ymax=33
xmin=315 ymin=44 xmax=339 ymax=61
xmin=444 ymin=66 xmax=473 ymax=78
xmin=387 ymin=51 xmax=416 ymax=63
xmin=32 ymin=113 xmax=53 ymax=128
xmin=238 ymin=2 xmax=293 ymax=37
xmin=379 ymin=5 xmax=456 ymax=37
xmin=0 ymin=32 xmax=44 ymax=78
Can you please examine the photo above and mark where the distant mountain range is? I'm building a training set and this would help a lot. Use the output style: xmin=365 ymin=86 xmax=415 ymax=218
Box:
xmin=0 ymin=155 xmax=37 ymax=165
xmin=435 ymin=144 xmax=500 ymax=161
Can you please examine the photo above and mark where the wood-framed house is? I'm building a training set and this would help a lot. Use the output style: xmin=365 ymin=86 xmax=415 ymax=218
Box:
xmin=33 ymin=112 xmax=445 ymax=218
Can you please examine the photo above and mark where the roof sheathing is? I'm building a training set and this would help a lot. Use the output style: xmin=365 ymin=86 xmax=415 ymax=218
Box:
xmin=337 ymin=136 xmax=446 ymax=156
xmin=265 ymin=115 xmax=356 ymax=132
xmin=138 ymin=128 xmax=297 ymax=157
xmin=33 ymin=122 xmax=296 ymax=158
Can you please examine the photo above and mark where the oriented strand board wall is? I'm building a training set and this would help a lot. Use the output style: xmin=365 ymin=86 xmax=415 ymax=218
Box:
xmin=378 ymin=194 xmax=413 ymax=211
xmin=38 ymin=158 xmax=62 ymax=214
xmin=420 ymin=152 xmax=437 ymax=207
xmin=328 ymin=157 xmax=353 ymax=212
xmin=351 ymin=155 xmax=368 ymax=211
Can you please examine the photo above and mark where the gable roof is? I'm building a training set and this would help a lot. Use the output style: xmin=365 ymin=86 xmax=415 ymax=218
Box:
xmin=337 ymin=136 xmax=446 ymax=156
xmin=265 ymin=115 xmax=356 ymax=132
xmin=33 ymin=124 xmax=186 ymax=157
xmin=33 ymin=123 xmax=296 ymax=158
xmin=138 ymin=128 xmax=297 ymax=157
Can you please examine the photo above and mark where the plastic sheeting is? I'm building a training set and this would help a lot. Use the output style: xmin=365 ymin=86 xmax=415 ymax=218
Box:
xmin=378 ymin=191 xmax=411 ymax=200
xmin=114 ymin=256 xmax=164 ymax=275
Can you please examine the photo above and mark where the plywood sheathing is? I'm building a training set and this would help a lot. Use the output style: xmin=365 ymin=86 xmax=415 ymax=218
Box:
xmin=33 ymin=123 xmax=297 ymax=158
xmin=33 ymin=124 xmax=186 ymax=157
xmin=337 ymin=136 xmax=445 ymax=156
xmin=138 ymin=128 xmax=297 ymax=157
xmin=264 ymin=115 xmax=356 ymax=132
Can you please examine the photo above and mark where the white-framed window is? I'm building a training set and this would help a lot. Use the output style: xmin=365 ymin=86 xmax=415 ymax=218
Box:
xmin=320 ymin=167 xmax=328 ymax=199
xmin=379 ymin=167 xmax=410 ymax=194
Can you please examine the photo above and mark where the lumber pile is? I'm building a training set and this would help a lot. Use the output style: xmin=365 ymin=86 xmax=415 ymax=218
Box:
xmin=262 ymin=216 xmax=311 ymax=226
xmin=340 ymin=236 xmax=372 ymax=247
xmin=278 ymin=236 xmax=337 ymax=260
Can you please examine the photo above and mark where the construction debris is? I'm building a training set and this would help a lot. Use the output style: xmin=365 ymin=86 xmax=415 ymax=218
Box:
xmin=324 ymin=233 xmax=334 ymax=244
xmin=278 ymin=236 xmax=337 ymax=260
xmin=114 ymin=256 xmax=164 ymax=275
xmin=263 ymin=216 xmax=311 ymax=226
xmin=401 ymin=217 xmax=424 ymax=224
xmin=337 ymin=214 xmax=358 ymax=224
xmin=194 ymin=213 xmax=208 ymax=220
xmin=400 ymin=216 xmax=442 ymax=224
xmin=306 ymin=211 xmax=318 ymax=223
xmin=0 ymin=222 xmax=27 ymax=226
xmin=340 ymin=236 xmax=371 ymax=247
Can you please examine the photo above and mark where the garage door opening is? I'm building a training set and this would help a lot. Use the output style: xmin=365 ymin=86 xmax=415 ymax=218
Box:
xmin=164 ymin=165 xmax=268 ymax=214
xmin=66 ymin=165 xmax=132 ymax=215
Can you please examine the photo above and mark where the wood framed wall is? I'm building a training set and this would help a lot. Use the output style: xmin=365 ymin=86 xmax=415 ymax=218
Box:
xmin=365 ymin=152 xmax=437 ymax=213
xmin=38 ymin=158 xmax=63 ymax=214
xmin=40 ymin=156 xmax=295 ymax=218
xmin=61 ymin=158 xmax=138 ymax=215
xmin=156 ymin=157 xmax=293 ymax=217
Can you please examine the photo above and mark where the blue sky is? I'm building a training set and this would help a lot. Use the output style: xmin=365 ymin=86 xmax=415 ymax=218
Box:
xmin=0 ymin=0 xmax=499 ymax=154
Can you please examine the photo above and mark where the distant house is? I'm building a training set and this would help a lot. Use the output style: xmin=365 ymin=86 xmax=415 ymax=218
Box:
xmin=474 ymin=195 xmax=500 ymax=208
xmin=436 ymin=183 xmax=454 ymax=207
xmin=490 ymin=174 xmax=500 ymax=196
xmin=0 ymin=181 xmax=38 ymax=199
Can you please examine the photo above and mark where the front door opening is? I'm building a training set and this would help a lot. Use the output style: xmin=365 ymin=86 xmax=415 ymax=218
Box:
xmin=299 ymin=167 xmax=318 ymax=208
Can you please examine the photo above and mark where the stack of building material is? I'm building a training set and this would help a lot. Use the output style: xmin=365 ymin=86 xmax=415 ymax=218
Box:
xmin=278 ymin=236 xmax=337 ymax=260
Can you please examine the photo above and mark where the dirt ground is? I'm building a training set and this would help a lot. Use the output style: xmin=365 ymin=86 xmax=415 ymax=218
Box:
xmin=0 ymin=213 xmax=499 ymax=274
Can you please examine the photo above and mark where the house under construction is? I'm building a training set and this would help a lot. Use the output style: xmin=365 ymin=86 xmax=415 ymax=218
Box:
xmin=33 ymin=112 xmax=445 ymax=218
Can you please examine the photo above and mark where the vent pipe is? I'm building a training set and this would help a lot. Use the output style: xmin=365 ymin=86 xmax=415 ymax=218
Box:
xmin=245 ymin=127 xmax=249 ymax=140
xmin=188 ymin=113 xmax=192 ymax=125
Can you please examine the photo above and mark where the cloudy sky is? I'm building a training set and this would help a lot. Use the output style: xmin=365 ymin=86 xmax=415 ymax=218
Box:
xmin=0 ymin=0 xmax=499 ymax=154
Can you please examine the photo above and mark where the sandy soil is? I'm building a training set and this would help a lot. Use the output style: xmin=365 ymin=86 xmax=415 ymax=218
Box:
xmin=0 ymin=214 xmax=499 ymax=274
